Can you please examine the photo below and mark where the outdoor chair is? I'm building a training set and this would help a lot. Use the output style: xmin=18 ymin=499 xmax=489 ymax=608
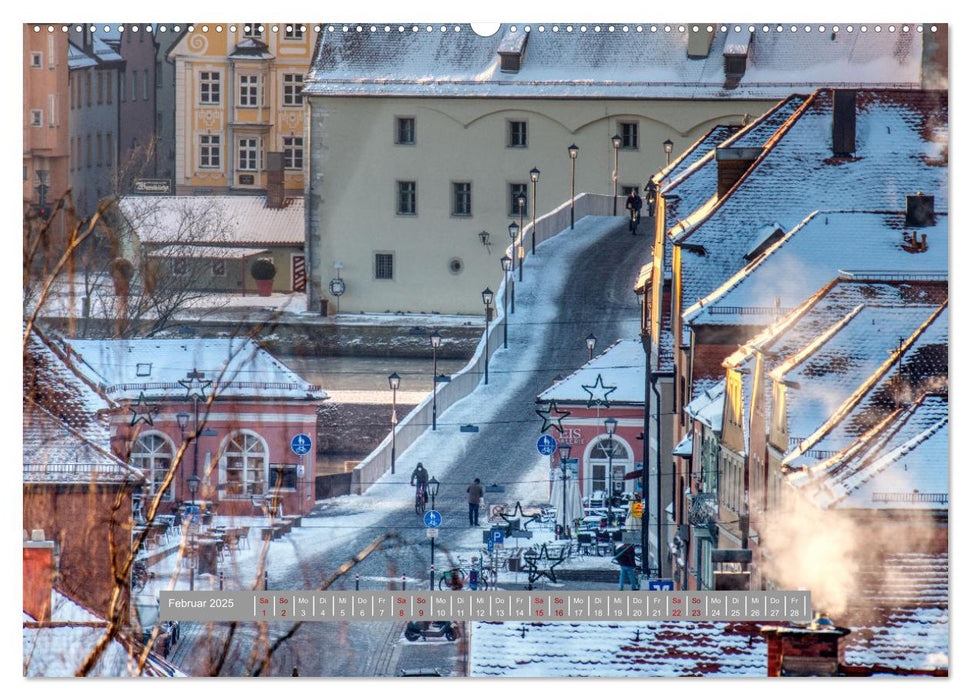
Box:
xmin=577 ymin=532 xmax=594 ymax=556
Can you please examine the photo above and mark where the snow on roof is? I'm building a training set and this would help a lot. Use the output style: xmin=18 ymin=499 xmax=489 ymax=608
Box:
xmin=675 ymin=89 xmax=948 ymax=321
xmin=64 ymin=338 xmax=325 ymax=402
xmin=23 ymin=401 xmax=143 ymax=484
xmin=147 ymin=245 xmax=271 ymax=259
xmin=673 ymin=432 xmax=694 ymax=457
xmin=23 ymin=590 xmax=183 ymax=677
xmin=306 ymin=25 xmax=921 ymax=100
xmin=537 ymin=339 xmax=644 ymax=405
xmin=117 ymin=196 xmax=304 ymax=246
xmin=772 ymin=303 xmax=944 ymax=445
xmin=68 ymin=36 xmax=123 ymax=69
xmin=470 ymin=620 xmax=766 ymax=677
xmin=67 ymin=42 xmax=97 ymax=69
xmin=684 ymin=211 xmax=948 ymax=326
xmin=788 ymin=393 xmax=947 ymax=511
xmin=685 ymin=379 xmax=725 ymax=432
xmin=654 ymin=124 xmax=741 ymax=188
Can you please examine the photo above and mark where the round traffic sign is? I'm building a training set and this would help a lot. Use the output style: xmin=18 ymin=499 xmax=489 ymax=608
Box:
xmin=424 ymin=510 xmax=442 ymax=528
xmin=290 ymin=434 xmax=313 ymax=456
xmin=536 ymin=434 xmax=558 ymax=456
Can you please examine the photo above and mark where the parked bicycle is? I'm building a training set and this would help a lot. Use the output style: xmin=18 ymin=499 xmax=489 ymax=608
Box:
xmin=131 ymin=560 xmax=151 ymax=593
xmin=438 ymin=556 xmax=490 ymax=591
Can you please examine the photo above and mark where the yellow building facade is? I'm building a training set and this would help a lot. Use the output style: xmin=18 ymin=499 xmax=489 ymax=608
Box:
xmin=169 ymin=24 xmax=312 ymax=196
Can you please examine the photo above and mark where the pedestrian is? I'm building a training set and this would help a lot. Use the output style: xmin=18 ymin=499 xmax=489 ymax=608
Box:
xmin=613 ymin=542 xmax=640 ymax=590
xmin=625 ymin=190 xmax=643 ymax=234
xmin=467 ymin=478 xmax=485 ymax=526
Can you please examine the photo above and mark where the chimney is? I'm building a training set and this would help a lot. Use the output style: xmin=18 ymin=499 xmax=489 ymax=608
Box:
xmin=906 ymin=192 xmax=935 ymax=227
xmin=23 ymin=530 xmax=57 ymax=622
xmin=266 ymin=151 xmax=285 ymax=209
xmin=715 ymin=147 xmax=762 ymax=198
xmin=761 ymin=616 xmax=851 ymax=677
xmin=722 ymin=27 xmax=752 ymax=89
xmin=687 ymin=27 xmax=716 ymax=58
xmin=497 ymin=30 xmax=528 ymax=73
xmin=831 ymin=90 xmax=857 ymax=156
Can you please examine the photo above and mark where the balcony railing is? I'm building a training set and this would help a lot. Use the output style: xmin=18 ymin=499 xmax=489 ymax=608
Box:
xmin=872 ymin=492 xmax=948 ymax=504
xmin=101 ymin=380 xmax=321 ymax=395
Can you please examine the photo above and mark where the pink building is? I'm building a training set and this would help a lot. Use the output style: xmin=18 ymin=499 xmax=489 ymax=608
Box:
xmin=63 ymin=338 xmax=326 ymax=516
xmin=537 ymin=340 xmax=645 ymax=501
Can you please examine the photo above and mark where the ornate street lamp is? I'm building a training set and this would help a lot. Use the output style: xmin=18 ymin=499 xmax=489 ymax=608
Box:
xmin=611 ymin=134 xmax=622 ymax=216
xmin=388 ymin=372 xmax=400 ymax=474
xmin=663 ymin=139 xmax=674 ymax=166
xmin=558 ymin=442 xmax=572 ymax=539
xmin=482 ymin=288 xmax=494 ymax=385
xmin=604 ymin=417 xmax=618 ymax=525
xmin=186 ymin=473 xmax=201 ymax=591
xmin=586 ymin=333 xmax=597 ymax=361
xmin=428 ymin=475 xmax=441 ymax=590
xmin=529 ymin=167 xmax=540 ymax=255
xmin=568 ymin=144 xmax=579 ymax=230
xmin=428 ymin=476 xmax=440 ymax=511
xmin=430 ymin=332 xmax=442 ymax=431
xmin=500 ymin=255 xmax=512 ymax=349
xmin=517 ymin=195 xmax=526 ymax=281
xmin=507 ymin=221 xmax=519 ymax=312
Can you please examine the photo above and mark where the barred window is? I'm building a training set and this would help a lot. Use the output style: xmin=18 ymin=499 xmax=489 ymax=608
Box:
xmin=375 ymin=253 xmax=394 ymax=280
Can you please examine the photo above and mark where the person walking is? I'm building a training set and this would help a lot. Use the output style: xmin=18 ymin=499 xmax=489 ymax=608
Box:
xmin=613 ymin=542 xmax=640 ymax=590
xmin=625 ymin=190 xmax=643 ymax=235
xmin=467 ymin=478 xmax=485 ymax=526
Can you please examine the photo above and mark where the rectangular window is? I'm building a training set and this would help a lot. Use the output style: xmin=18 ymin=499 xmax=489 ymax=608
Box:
xmin=96 ymin=133 xmax=103 ymax=165
xmin=621 ymin=121 xmax=639 ymax=149
xmin=510 ymin=183 xmax=528 ymax=216
xmin=283 ymin=136 xmax=303 ymax=170
xmin=621 ymin=185 xmax=640 ymax=197
xmin=508 ymin=120 xmax=528 ymax=147
xmin=212 ymin=259 xmax=226 ymax=277
xmin=243 ymin=23 xmax=263 ymax=38
xmin=132 ymin=71 xmax=138 ymax=102
xmin=171 ymin=258 xmax=188 ymax=277
xmin=397 ymin=181 xmax=416 ymax=215
xmin=86 ymin=135 xmax=92 ymax=167
xmin=283 ymin=73 xmax=303 ymax=106
xmin=238 ymin=75 xmax=258 ymax=107
xmin=106 ymin=133 xmax=113 ymax=165
xmin=30 ymin=109 xmax=42 ymax=127
xmin=143 ymin=69 xmax=149 ymax=99
xmin=238 ymin=138 xmax=258 ymax=171
xmin=120 ymin=72 xmax=125 ymax=101
xmin=86 ymin=73 xmax=92 ymax=106
xmin=269 ymin=464 xmax=298 ymax=490
xmin=375 ymin=253 xmax=394 ymax=280
xmin=30 ymin=52 xmax=42 ymax=68
xmin=97 ymin=72 xmax=103 ymax=104
xmin=284 ymin=24 xmax=304 ymax=40
xmin=452 ymin=182 xmax=472 ymax=216
xmin=200 ymin=134 xmax=221 ymax=168
xmin=395 ymin=117 xmax=415 ymax=145
xmin=106 ymin=74 xmax=112 ymax=104
xmin=200 ymin=71 xmax=220 ymax=104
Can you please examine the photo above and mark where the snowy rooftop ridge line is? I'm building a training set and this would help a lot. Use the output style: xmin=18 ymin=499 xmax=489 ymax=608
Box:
xmin=536 ymin=339 xmax=645 ymax=405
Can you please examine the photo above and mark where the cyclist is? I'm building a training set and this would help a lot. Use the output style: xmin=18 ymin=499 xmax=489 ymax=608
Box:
xmin=626 ymin=189 xmax=643 ymax=235
xmin=411 ymin=462 xmax=429 ymax=504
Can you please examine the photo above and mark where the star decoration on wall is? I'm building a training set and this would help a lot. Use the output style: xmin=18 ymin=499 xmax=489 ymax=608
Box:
xmin=128 ymin=392 xmax=160 ymax=427
xmin=498 ymin=501 xmax=542 ymax=532
xmin=179 ymin=369 xmax=212 ymax=401
xmin=522 ymin=544 xmax=568 ymax=587
xmin=536 ymin=400 xmax=571 ymax=434
xmin=582 ymin=374 xmax=617 ymax=409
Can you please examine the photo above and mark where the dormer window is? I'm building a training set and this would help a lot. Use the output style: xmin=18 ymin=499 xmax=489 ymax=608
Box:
xmin=497 ymin=31 xmax=528 ymax=74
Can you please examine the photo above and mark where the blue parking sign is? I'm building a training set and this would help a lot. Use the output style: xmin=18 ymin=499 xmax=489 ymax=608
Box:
xmin=491 ymin=529 xmax=505 ymax=544
xmin=648 ymin=579 xmax=674 ymax=591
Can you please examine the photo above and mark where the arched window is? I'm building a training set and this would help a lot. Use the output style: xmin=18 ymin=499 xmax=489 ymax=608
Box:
xmin=222 ymin=432 xmax=267 ymax=497
xmin=587 ymin=438 xmax=631 ymax=498
xmin=131 ymin=433 xmax=175 ymax=501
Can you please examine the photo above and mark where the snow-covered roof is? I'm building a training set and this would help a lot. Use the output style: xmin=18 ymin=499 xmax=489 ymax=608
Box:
xmin=674 ymin=89 xmax=948 ymax=327
xmin=68 ymin=36 xmax=123 ymax=70
xmin=67 ymin=42 xmax=97 ymax=69
xmin=470 ymin=620 xmax=767 ymax=677
xmin=23 ymin=401 xmax=143 ymax=484
xmin=306 ymin=25 xmax=922 ymax=100
xmin=654 ymin=124 xmax=741 ymax=188
xmin=788 ymin=393 xmax=947 ymax=511
xmin=117 ymin=196 xmax=304 ymax=246
xmin=772 ymin=303 xmax=945 ymax=445
xmin=685 ymin=211 xmax=948 ymax=326
xmin=537 ymin=339 xmax=644 ymax=405
xmin=685 ymin=379 xmax=725 ymax=432
xmin=146 ymin=245 xmax=271 ymax=259
xmin=23 ymin=590 xmax=183 ymax=677
xmin=673 ymin=432 xmax=693 ymax=457
xmin=64 ymin=338 xmax=326 ymax=402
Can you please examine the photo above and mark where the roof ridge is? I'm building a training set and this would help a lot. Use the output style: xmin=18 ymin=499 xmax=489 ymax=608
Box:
xmin=27 ymin=325 xmax=116 ymax=408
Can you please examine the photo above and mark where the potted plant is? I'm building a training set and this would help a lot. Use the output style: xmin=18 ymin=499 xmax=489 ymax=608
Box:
xmin=110 ymin=257 xmax=134 ymax=296
xmin=250 ymin=258 xmax=276 ymax=296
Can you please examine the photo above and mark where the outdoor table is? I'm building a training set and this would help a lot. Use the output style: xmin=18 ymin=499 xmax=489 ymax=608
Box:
xmin=193 ymin=536 xmax=221 ymax=575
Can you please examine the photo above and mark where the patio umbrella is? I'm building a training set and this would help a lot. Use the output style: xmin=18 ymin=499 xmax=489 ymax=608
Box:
xmin=550 ymin=472 xmax=584 ymax=531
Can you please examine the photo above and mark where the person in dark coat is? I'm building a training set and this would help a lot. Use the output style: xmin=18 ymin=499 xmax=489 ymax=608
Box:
xmin=625 ymin=191 xmax=643 ymax=234
xmin=467 ymin=478 xmax=485 ymax=526
xmin=613 ymin=542 xmax=640 ymax=590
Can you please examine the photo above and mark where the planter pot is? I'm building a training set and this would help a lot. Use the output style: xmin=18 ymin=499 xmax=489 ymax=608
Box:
xmin=255 ymin=279 xmax=274 ymax=296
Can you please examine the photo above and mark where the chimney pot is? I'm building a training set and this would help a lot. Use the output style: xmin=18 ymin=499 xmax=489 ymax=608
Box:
xmin=831 ymin=90 xmax=857 ymax=156
xmin=906 ymin=192 xmax=935 ymax=227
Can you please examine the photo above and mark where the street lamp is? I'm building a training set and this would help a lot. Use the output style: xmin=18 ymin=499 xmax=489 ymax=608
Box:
xmin=568 ymin=144 xmax=579 ymax=230
xmin=529 ymin=167 xmax=540 ymax=255
xmin=428 ymin=476 xmax=440 ymax=511
xmin=586 ymin=333 xmax=597 ymax=361
xmin=430 ymin=332 xmax=441 ymax=431
xmin=500 ymin=255 xmax=512 ymax=349
xmin=558 ymin=442 xmax=572 ymax=539
xmin=186 ymin=473 xmax=201 ymax=591
xmin=517 ymin=195 xmax=526 ymax=281
xmin=611 ymin=134 xmax=622 ymax=216
xmin=604 ymin=417 xmax=618 ymax=525
xmin=507 ymin=221 xmax=519 ymax=312
xmin=663 ymin=139 xmax=674 ymax=166
xmin=481 ymin=288 xmax=494 ymax=385
xmin=388 ymin=372 xmax=400 ymax=474
xmin=428 ymin=476 xmax=441 ymax=590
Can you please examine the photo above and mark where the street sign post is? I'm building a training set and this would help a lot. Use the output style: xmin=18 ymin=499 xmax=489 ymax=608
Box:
xmin=290 ymin=434 xmax=312 ymax=456
xmin=536 ymin=435 xmax=557 ymax=456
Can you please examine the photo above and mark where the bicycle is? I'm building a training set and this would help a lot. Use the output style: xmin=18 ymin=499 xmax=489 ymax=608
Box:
xmin=438 ymin=556 xmax=490 ymax=591
xmin=132 ymin=560 xmax=151 ymax=593
xmin=414 ymin=483 xmax=427 ymax=515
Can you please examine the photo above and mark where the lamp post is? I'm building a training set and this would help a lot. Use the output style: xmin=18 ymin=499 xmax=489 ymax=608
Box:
xmin=179 ymin=369 xmax=211 ymax=503
xmin=517 ymin=195 xmax=526 ymax=281
xmin=604 ymin=417 xmax=618 ymax=526
xmin=428 ymin=476 xmax=440 ymax=591
xmin=568 ymin=144 xmax=578 ymax=230
xmin=529 ymin=167 xmax=540 ymax=255
xmin=611 ymin=134 xmax=622 ymax=216
xmin=430 ymin=332 xmax=441 ymax=431
xmin=507 ymin=221 xmax=518 ymax=312
xmin=558 ymin=442 xmax=572 ymax=540
xmin=663 ymin=139 xmax=674 ymax=166
xmin=586 ymin=333 xmax=597 ymax=361
xmin=388 ymin=372 xmax=400 ymax=474
xmin=186 ymin=473 xmax=201 ymax=591
xmin=500 ymin=255 xmax=512 ymax=349
xmin=481 ymin=288 xmax=494 ymax=385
